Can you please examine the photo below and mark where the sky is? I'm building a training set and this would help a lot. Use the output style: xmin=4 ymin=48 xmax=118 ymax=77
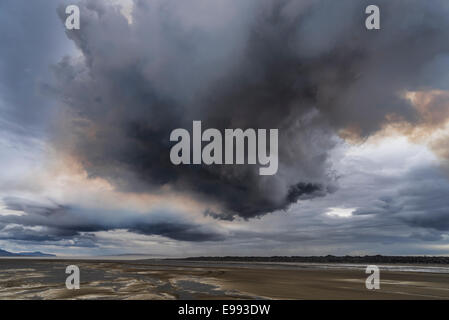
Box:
xmin=1 ymin=0 xmax=449 ymax=257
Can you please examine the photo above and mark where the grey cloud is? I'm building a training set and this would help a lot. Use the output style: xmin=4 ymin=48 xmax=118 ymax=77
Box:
xmin=3 ymin=196 xmax=68 ymax=217
xmin=352 ymin=167 xmax=449 ymax=231
xmin=129 ymin=222 xmax=224 ymax=241
xmin=0 ymin=0 xmax=74 ymax=137
xmin=0 ymin=225 xmax=96 ymax=246
xmin=409 ymin=231 xmax=444 ymax=242
xmin=0 ymin=197 xmax=225 ymax=242
xmin=48 ymin=0 xmax=449 ymax=220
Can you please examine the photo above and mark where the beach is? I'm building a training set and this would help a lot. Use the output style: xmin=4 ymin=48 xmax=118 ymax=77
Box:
xmin=1 ymin=258 xmax=449 ymax=300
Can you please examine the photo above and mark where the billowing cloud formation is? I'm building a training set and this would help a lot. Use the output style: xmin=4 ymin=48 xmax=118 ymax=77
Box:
xmin=48 ymin=0 xmax=449 ymax=220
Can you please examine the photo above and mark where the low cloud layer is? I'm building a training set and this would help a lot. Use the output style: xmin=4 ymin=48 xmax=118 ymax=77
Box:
xmin=0 ymin=196 xmax=225 ymax=242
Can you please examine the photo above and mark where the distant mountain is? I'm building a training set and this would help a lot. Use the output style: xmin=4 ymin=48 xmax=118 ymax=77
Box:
xmin=0 ymin=248 xmax=55 ymax=257
xmin=0 ymin=249 xmax=14 ymax=256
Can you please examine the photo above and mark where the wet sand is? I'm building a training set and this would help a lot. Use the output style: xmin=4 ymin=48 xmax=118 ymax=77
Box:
xmin=1 ymin=258 xmax=449 ymax=299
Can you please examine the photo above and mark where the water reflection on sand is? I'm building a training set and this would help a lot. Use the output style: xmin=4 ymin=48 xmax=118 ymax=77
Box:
xmin=1 ymin=258 xmax=449 ymax=300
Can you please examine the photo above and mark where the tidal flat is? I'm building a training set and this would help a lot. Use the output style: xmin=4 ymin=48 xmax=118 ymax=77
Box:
xmin=1 ymin=258 xmax=449 ymax=300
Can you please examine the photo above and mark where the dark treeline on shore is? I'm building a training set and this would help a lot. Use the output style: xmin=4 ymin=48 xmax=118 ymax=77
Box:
xmin=178 ymin=255 xmax=449 ymax=264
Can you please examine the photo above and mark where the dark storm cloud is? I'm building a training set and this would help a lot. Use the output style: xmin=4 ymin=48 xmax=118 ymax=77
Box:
xmin=48 ymin=0 xmax=449 ymax=220
xmin=129 ymin=222 xmax=224 ymax=241
xmin=0 ymin=197 xmax=225 ymax=242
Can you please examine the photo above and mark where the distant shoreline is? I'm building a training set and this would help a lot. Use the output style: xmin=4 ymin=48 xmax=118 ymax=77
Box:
xmin=2 ymin=255 xmax=449 ymax=265
xmin=177 ymin=255 xmax=449 ymax=265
